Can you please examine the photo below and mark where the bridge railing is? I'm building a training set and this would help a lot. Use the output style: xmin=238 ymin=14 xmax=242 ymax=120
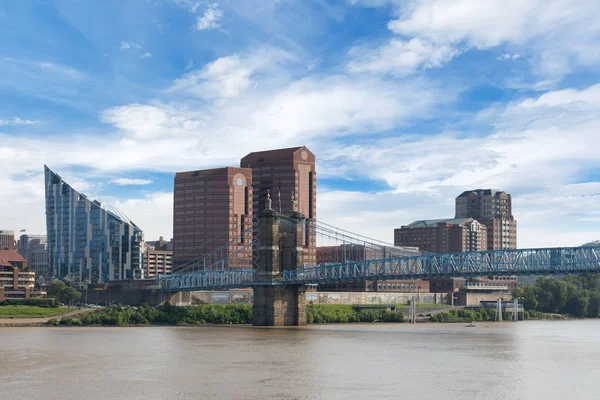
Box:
xmin=158 ymin=246 xmax=600 ymax=291
xmin=281 ymin=246 xmax=600 ymax=284
xmin=157 ymin=269 xmax=256 ymax=291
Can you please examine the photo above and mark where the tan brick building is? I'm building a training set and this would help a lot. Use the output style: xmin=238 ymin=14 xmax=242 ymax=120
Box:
xmin=144 ymin=249 xmax=173 ymax=279
xmin=241 ymin=146 xmax=317 ymax=265
xmin=455 ymin=189 xmax=517 ymax=249
xmin=0 ymin=250 xmax=46 ymax=300
xmin=173 ymin=167 xmax=253 ymax=270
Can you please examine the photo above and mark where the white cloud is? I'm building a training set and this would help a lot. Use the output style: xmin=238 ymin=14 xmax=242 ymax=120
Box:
xmin=196 ymin=3 xmax=223 ymax=31
xmin=0 ymin=117 xmax=39 ymax=126
xmin=168 ymin=48 xmax=295 ymax=99
xmin=347 ymin=38 xmax=458 ymax=75
xmin=498 ymin=53 xmax=521 ymax=60
xmin=517 ymin=83 xmax=600 ymax=109
xmin=172 ymin=0 xmax=202 ymax=13
xmin=116 ymin=193 xmax=173 ymax=240
xmin=384 ymin=0 xmax=600 ymax=80
xmin=253 ymin=75 xmax=442 ymax=140
xmin=111 ymin=178 xmax=153 ymax=186
xmin=141 ymin=52 xmax=153 ymax=60
xmin=120 ymin=41 xmax=141 ymax=51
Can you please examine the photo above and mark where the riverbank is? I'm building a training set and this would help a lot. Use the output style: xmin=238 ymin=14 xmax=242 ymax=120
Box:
xmin=0 ymin=304 xmax=572 ymax=327
xmin=0 ymin=305 xmax=68 ymax=318
xmin=429 ymin=308 xmax=569 ymax=322
xmin=0 ymin=308 xmax=98 ymax=327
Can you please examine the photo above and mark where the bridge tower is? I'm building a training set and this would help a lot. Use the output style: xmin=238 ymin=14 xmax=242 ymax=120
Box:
xmin=252 ymin=192 xmax=307 ymax=326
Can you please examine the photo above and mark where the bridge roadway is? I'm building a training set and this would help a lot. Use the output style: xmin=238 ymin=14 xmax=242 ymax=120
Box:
xmin=158 ymin=245 xmax=600 ymax=292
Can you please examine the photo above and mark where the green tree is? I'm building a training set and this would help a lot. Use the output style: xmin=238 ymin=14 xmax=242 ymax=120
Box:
xmin=47 ymin=280 xmax=68 ymax=299
xmin=59 ymin=287 xmax=82 ymax=306
xmin=565 ymin=292 xmax=589 ymax=318
xmin=588 ymin=292 xmax=600 ymax=318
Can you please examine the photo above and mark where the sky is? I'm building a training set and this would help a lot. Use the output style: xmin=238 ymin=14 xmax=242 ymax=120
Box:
xmin=1 ymin=0 xmax=599 ymax=248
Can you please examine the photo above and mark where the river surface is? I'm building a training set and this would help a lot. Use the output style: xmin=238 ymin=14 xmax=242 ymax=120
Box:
xmin=1 ymin=321 xmax=599 ymax=400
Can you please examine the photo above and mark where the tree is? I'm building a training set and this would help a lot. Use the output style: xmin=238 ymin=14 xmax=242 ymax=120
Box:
xmin=47 ymin=280 xmax=68 ymax=299
xmin=59 ymin=287 xmax=82 ymax=306
xmin=565 ymin=292 xmax=589 ymax=318
xmin=588 ymin=292 xmax=600 ymax=318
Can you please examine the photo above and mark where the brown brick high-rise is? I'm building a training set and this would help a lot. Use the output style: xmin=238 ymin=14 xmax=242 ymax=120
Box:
xmin=241 ymin=146 xmax=316 ymax=266
xmin=172 ymin=167 xmax=252 ymax=270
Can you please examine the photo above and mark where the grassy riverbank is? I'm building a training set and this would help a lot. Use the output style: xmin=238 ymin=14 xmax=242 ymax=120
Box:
xmin=48 ymin=304 xmax=406 ymax=326
xmin=0 ymin=305 xmax=67 ymax=318
xmin=308 ymin=304 xmax=405 ymax=323
xmin=429 ymin=308 xmax=556 ymax=322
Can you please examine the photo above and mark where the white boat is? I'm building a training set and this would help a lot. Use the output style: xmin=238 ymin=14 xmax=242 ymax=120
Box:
xmin=464 ymin=322 xmax=477 ymax=327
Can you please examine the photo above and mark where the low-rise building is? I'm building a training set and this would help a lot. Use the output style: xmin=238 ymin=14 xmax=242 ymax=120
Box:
xmin=0 ymin=250 xmax=46 ymax=301
xmin=394 ymin=218 xmax=487 ymax=253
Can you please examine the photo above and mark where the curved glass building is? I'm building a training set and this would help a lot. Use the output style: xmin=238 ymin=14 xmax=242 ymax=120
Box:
xmin=44 ymin=166 xmax=143 ymax=286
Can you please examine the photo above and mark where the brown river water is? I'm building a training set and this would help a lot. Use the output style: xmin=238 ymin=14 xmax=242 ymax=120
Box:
xmin=1 ymin=321 xmax=599 ymax=400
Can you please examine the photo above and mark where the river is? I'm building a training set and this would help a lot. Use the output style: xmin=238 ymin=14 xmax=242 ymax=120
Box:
xmin=1 ymin=321 xmax=599 ymax=399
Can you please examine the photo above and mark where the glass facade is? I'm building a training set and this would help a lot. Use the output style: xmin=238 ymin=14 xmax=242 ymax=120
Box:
xmin=17 ymin=234 xmax=50 ymax=280
xmin=44 ymin=166 xmax=143 ymax=286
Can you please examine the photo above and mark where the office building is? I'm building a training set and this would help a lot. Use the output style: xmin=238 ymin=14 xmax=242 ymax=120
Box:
xmin=394 ymin=218 xmax=487 ymax=253
xmin=44 ymin=166 xmax=143 ymax=286
xmin=17 ymin=234 xmax=50 ymax=280
xmin=173 ymin=167 xmax=253 ymax=270
xmin=0 ymin=230 xmax=15 ymax=251
xmin=455 ymin=189 xmax=517 ymax=249
xmin=0 ymin=250 xmax=46 ymax=300
xmin=241 ymin=146 xmax=317 ymax=265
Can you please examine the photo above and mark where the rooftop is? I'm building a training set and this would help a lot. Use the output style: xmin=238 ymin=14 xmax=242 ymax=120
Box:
xmin=45 ymin=165 xmax=140 ymax=229
xmin=457 ymin=189 xmax=506 ymax=198
xmin=404 ymin=218 xmax=474 ymax=228
xmin=241 ymin=146 xmax=310 ymax=165
xmin=0 ymin=250 xmax=27 ymax=263
xmin=175 ymin=166 xmax=248 ymax=178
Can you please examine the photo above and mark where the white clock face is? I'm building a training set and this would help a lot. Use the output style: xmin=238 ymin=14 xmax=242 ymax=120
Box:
xmin=236 ymin=178 xmax=243 ymax=186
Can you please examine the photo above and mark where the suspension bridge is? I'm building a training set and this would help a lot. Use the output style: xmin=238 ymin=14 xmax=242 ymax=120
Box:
xmin=157 ymin=196 xmax=600 ymax=325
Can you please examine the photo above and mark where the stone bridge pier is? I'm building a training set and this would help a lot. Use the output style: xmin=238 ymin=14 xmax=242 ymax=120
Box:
xmin=252 ymin=195 xmax=307 ymax=326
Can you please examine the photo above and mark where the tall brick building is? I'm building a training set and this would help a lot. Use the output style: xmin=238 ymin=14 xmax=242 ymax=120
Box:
xmin=172 ymin=167 xmax=253 ymax=270
xmin=241 ymin=146 xmax=317 ymax=265
xmin=455 ymin=189 xmax=517 ymax=249
xmin=394 ymin=218 xmax=487 ymax=253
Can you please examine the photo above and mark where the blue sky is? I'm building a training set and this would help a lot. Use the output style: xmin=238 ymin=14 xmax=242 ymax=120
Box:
xmin=1 ymin=0 xmax=599 ymax=247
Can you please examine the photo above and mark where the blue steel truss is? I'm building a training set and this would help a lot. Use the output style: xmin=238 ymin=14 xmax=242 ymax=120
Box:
xmin=158 ymin=269 xmax=256 ymax=291
xmin=158 ymin=246 xmax=600 ymax=291
xmin=281 ymin=246 xmax=600 ymax=283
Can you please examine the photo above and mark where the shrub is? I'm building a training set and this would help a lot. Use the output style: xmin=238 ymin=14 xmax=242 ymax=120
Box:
xmin=2 ymin=298 xmax=57 ymax=307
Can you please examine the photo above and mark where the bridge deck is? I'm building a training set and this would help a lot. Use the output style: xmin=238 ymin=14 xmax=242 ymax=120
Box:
xmin=158 ymin=246 xmax=600 ymax=291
